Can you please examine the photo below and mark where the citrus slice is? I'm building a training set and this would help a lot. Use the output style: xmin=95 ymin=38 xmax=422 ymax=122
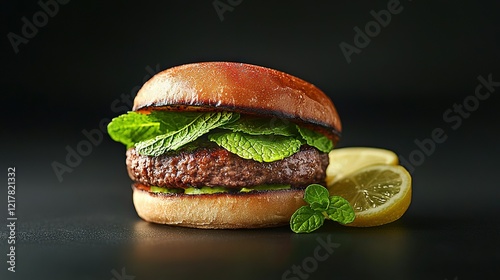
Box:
xmin=326 ymin=147 xmax=399 ymax=185
xmin=327 ymin=164 xmax=411 ymax=227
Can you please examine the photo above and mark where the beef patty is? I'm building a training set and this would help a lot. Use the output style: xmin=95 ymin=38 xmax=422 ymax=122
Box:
xmin=126 ymin=146 xmax=329 ymax=189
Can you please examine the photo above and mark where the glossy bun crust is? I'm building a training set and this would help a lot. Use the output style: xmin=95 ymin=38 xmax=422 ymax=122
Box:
xmin=133 ymin=62 xmax=341 ymax=141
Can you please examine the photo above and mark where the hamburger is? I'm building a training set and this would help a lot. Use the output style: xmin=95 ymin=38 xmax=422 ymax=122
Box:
xmin=107 ymin=62 xmax=341 ymax=229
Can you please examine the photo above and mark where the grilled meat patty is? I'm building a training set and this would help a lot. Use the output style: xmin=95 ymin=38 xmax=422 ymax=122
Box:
xmin=126 ymin=146 xmax=329 ymax=189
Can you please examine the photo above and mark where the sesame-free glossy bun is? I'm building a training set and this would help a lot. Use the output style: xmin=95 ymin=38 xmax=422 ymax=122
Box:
xmin=133 ymin=62 xmax=341 ymax=141
xmin=132 ymin=184 xmax=307 ymax=229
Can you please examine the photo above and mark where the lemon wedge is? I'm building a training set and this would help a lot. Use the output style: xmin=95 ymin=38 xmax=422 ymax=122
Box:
xmin=326 ymin=147 xmax=399 ymax=185
xmin=327 ymin=164 xmax=411 ymax=227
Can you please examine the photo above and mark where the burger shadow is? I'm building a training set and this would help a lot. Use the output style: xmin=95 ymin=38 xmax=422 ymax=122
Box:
xmin=127 ymin=220 xmax=297 ymax=279
xmin=126 ymin=218 xmax=456 ymax=279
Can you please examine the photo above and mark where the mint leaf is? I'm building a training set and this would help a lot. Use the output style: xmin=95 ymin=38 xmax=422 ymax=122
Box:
xmin=304 ymin=184 xmax=330 ymax=211
xmin=107 ymin=111 xmax=239 ymax=149
xmin=221 ymin=117 xmax=297 ymax=136
xmin=290 ymin=184 xmax=356 ymax=233
xmin=107 ymin=112 xmax=164 ymax=148
xmin=208 ymin=131 xmax=302 ymax=162
xmin=296 ymin=126 xmax=333 ymax=153
xmin=290 ymin=206 xmax=325 ymax=233
xmin=135 ymin=112 xmax=238 ymax=156
xmin=325 ymin=196 xmax=356 ymax=224
xmin=149 ymin=111 xmax=238 ymax=132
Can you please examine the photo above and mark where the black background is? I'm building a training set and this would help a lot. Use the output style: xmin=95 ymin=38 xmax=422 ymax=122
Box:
xmin=1 ymin=1 xmax=500 ymax=279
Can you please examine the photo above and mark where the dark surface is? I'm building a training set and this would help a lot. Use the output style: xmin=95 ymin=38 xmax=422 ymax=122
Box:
xmin=1 ymin=1 xmax=500 ymax=279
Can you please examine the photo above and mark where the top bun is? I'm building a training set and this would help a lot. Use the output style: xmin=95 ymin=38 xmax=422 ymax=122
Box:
xmin=133 ymin=62 xmax=341 ymax=140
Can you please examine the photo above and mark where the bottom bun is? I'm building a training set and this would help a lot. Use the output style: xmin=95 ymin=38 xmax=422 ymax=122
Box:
xmin=132 ymin=185 xmax=307 ymax=229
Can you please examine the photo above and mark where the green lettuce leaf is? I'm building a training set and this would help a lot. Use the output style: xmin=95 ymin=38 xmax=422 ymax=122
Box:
xmin=107 ymin=110 xmax=333 ymax=160
xmin=221 ymin=116 xmax=297 ymax=136
xmin=296 ymin=126 xmax=333 ymax=153
xmin=107 ymin=112 xmax=164 ymax=148
xmin=148 ymin=184 xmax=291 ymax=195
xmin=149 ymin=111 xmax=231 ymax=132
xmin=219 ymin=116 xmax=334 ymax=155
xmin=208 ymin=131 xmax=302 ymax=162
xmin=135 ymin=111 xmax=239 ymax=156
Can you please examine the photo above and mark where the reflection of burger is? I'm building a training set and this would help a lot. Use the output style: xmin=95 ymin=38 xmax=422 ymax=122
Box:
xmin=130 ymin=221 xmax=293 ymax=278
xmin=108 ymin=62 xmax=341 ymax=229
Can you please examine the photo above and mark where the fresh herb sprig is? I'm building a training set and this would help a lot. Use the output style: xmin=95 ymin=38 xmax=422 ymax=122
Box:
xmin=290 ymin=184 xmax=355 ymax=233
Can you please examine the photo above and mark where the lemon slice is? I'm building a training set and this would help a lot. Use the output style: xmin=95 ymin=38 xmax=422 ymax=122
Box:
xmin=326 ymin=147 xmax=399 ymax=185
xmin=327 ymin=164 xmax=411 ymax=227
